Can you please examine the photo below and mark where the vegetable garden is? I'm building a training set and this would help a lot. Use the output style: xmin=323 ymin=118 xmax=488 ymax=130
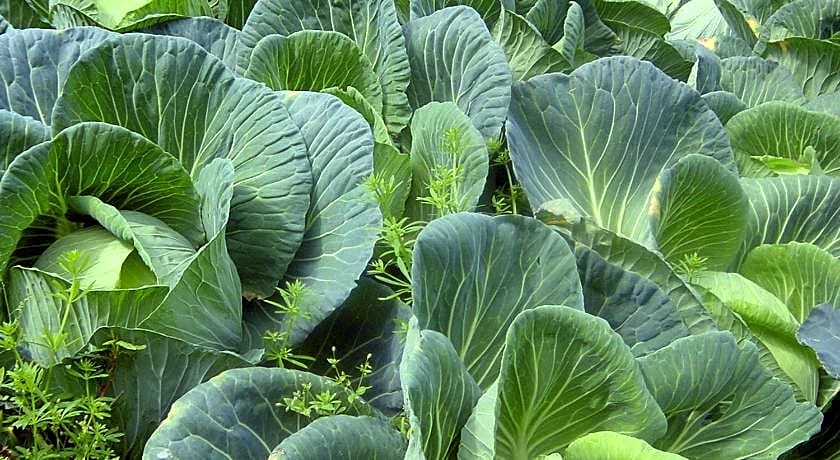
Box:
xmin=0 ymin=0 xmax=838 ymax=458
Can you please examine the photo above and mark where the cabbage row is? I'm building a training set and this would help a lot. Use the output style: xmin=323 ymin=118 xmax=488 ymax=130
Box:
xmin=0 ymin=0 xmax=838 ymax=459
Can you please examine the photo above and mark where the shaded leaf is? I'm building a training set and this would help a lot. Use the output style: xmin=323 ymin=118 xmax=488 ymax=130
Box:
xmin=798 ymin=304 xmax=840 ymax=380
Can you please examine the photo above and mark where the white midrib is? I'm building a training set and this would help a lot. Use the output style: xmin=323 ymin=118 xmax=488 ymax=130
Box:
xmin=574 ymin=100 xmax=603 ymax=227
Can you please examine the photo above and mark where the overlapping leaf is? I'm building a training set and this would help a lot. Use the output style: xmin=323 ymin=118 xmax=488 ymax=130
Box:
xmin=0 ymin=109 xmax=48 ymax=173
xmin=650 ymin=154 xmax=748 ymax=270
xmin=412 ymin=213 xmax=583 ymax=388
xmin=269 ymin=415 xmax=406 ymax=459
xmin=241 ymin=0 xmax=410 ymax=137
xmin=52 ymin=34 xmax=313 ymax=298
xmin=243 ymin=91 xmax=380 ymax=346
xmin=727 ymin=101 xmax=840 ymax=176
xmin=494 ymin=306 xmax=667 ymax=458
xmin=739 ymin=175 xmax=840 ymax=259
xmin=403 ymin=6 xmax=512 ymax=139
xmin=143 ymin=368 xmax=377 ymax=459
xmin=508 ymin=57 xmax=734 ymax=245
xmin=401 ymin=323 xmax=481 ymax=459
xmin=0 ymin=27 xmax=112 ymax=124
xmin=640 ymin=332 xmax=823 ymax=459
xmin=798 ymin=304 xmax=840 ymax=380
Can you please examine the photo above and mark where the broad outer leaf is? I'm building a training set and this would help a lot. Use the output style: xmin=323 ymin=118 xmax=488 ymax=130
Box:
xmin=639 ymin=331 xmax=823 ymax=459
xmin=244 ymin=91 xmax=381 ymax=346
xmin=412 ymin=213 xmax=583 ymax=388
xmin=798 ymin=304 xmax=840 ymax=379
xmin=564 ymin=432 xmax=688 ymax=460
xmin=763 ymin=38 xmax=840 ymax=100
xmin=0 ymin=122 xmax=202 ymax=275
xmin=495 ymin=306 xmax=667 ymax=458
xmin=741 ymin=243 xmax=840 ymax=323
xmin=650 ymin=154 xmax=748 ymax=271
xmin=87 ymin=327 xmax=252 ymax=458
xmin=241 ymin=0 xmax=410 ymax=137
xmin=403 ymin=6 xmax=512 ymax=139
xmin=576 ymin=246 xmax=691 ymax=357
xmin=0 ymin=27 xmax=112 ymax=124
xmin=143 ymin=17 xmax=246 ymax=71
xmin=52 ymin=34 xmax=312 ymax=298
xmin=718 ymin=56 xmax=804 ymax=108
xmin=269 ymin=415 xmax=406 ymax=459
xmin=507 ymin=57 xmax=734 ymax=245
xmin=401 ymin=323 xmax=481 ymax=460
xmin=727 ymin=101 xmax=840 ymax=177
xmin=295 ymin=279 xmax=410 ymax=415
xmin=740 ymin=175 xmax=840 ymax=259
xmin=406 ymin=102 xmax=489 ymax=221
xmin=143 ymin=367 xmax=376 ymax=459
xmin=246 ymin=31 xmax=383 ymax=112
xmin=0 ymin=109 xmax=49 ymax=173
